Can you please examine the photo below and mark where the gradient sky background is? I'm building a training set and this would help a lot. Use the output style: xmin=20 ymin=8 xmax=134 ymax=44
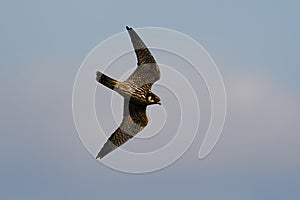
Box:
xmin=1 ymin=0 xmax=300 ymax=199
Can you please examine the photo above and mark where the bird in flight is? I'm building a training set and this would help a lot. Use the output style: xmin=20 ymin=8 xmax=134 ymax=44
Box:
xmin=95 ymin=26 xmax=161 ymax=159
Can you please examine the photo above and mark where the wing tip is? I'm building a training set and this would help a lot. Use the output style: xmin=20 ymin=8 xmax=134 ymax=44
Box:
xmin=96 ymin=141 xmax=117 ymax=159
xmin=126 ymin=26 xmax=132 ymax=31
xmin=96 ymin=153 xmax=103 ymax=159
xmin=96 ymin=150 xmax=107 ymax=159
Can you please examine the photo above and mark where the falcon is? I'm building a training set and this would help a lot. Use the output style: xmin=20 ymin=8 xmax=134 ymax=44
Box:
xmin=95 ymin=26 xmax=161 ymax=159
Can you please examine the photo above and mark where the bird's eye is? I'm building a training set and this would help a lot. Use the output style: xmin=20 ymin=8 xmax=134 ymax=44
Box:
xmin=148 ymin=95 xmax=153 ymax=102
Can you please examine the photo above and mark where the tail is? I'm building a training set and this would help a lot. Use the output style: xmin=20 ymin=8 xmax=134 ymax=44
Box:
xmin=96 ymin=71 xmax=118 ymax=90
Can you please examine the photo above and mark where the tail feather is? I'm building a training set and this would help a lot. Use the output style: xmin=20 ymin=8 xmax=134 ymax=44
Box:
xmin=96 ymin=71 xmax=118 ymax=90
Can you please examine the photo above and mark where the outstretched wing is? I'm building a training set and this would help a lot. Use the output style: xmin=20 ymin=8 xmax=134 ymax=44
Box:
xmin=125 ymin=26 xmax=160 ymax=88
xmin=96 ymin=99 xmax=148 ymax=159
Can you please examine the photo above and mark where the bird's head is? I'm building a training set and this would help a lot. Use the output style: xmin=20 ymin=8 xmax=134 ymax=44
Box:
xmin=147 ymin=92 xmax=161 ymax=105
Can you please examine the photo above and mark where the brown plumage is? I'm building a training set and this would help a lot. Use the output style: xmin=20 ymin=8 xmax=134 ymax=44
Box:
xmin=96 ymin=26 xmax=161 ymax=159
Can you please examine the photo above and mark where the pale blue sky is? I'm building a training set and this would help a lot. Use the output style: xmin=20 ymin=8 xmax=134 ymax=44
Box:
xmin=1 ymin=0 xmax=299 ymax=199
